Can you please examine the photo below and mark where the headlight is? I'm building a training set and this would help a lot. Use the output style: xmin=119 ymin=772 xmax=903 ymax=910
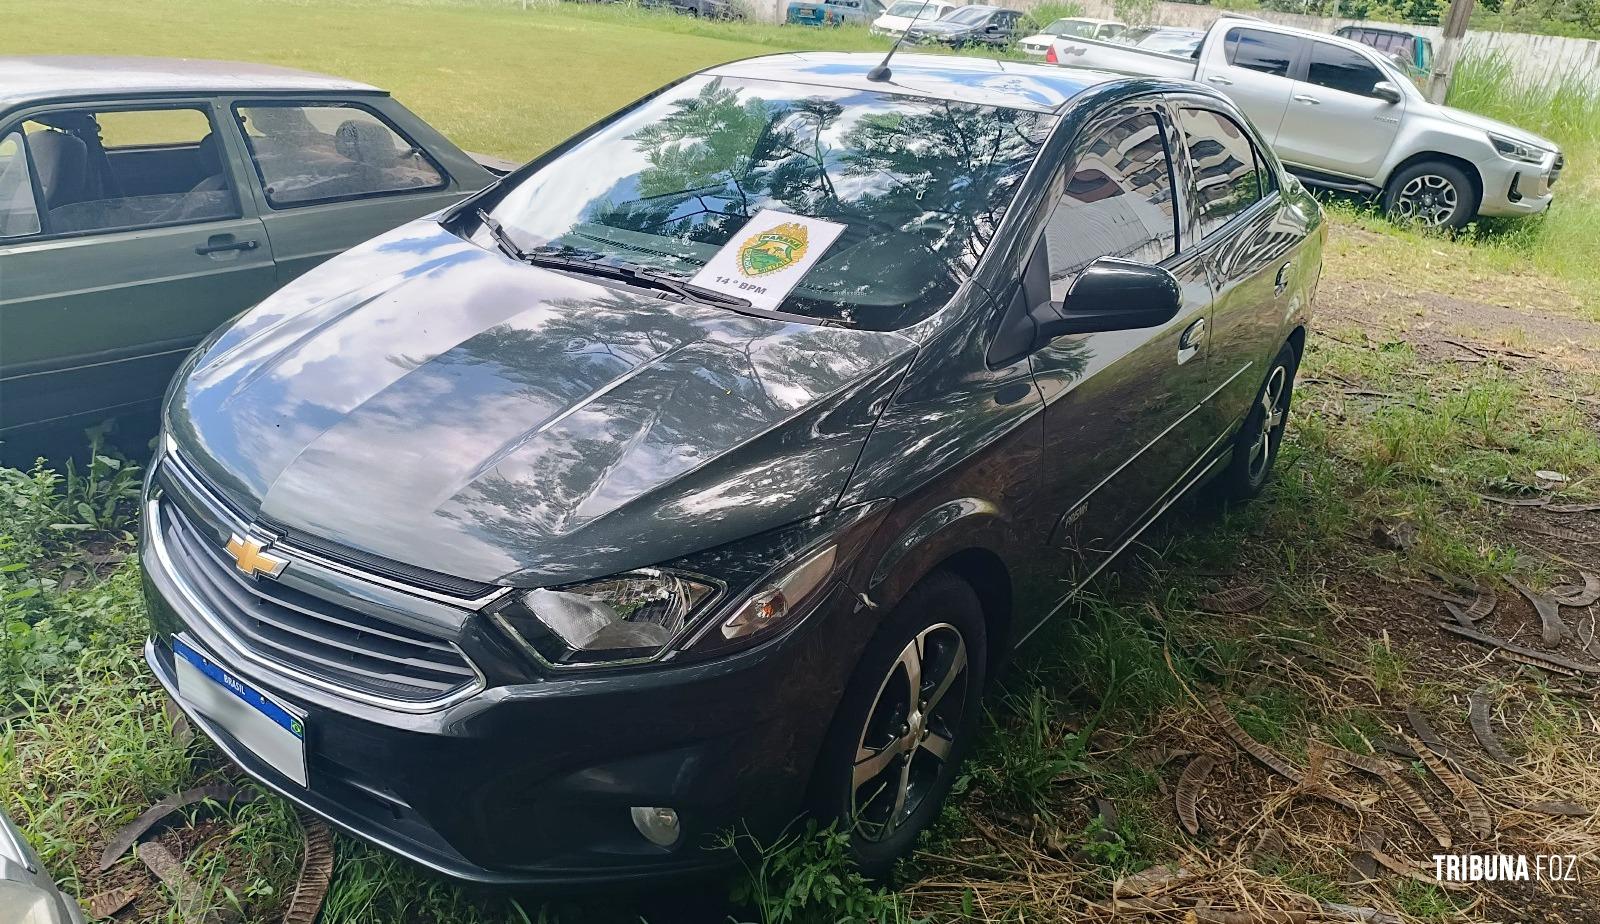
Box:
xmin=695 ymin=543 xmax=836 ymax=654
xmin=1490 ymin=133 xmax=1545 ymax=164
xmin=492 ymin=569 xmax=716 ymax=667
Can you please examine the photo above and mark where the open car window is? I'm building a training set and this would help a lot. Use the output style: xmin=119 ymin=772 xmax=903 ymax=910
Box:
xmin=482 ymin=75 xmax=1053 ymax=330
xmin=234 ymin=103 xmax=446 ymax=209
xmin=5 ymin=106 xmax=240 ymax=238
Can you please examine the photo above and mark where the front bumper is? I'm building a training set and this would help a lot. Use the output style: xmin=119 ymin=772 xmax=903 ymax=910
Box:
xmin=1476 ymin=148 xmax=1561 ymax=218
xmin=141 ymin=500 xmax=871 ymax=886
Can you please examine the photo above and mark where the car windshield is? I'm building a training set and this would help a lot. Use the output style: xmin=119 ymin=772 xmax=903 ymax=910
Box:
xmin=943 ymin=6 xmax=993 ymax=24
xmin=885 ymin=1 xmax=939 ymax=14
xmin=1047 ymin=19 xmax=1099 ymax=37
xmin=480 ymin=75 xmax=1052 ymax=330
xmin=1135 ymin=30 xmax=1202 ymax=54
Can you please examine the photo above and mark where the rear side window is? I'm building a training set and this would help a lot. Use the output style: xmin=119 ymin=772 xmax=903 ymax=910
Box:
xmin=0 ymin=130 xmax=42 ymax=238
xmin=234 ymin=103 xmax=445 ymax=209
xmin=1179 ymin=108 xmax=1265 ymax=240
xmin=1224 ymin=28 xmax=1298 ymax=78
xmin=1307 ymin=42 xmax=1386 ymax=97
xmin=1042 ymin=111 xmax=1178 ymax=301
xmin=5 ymin=106 xmax=240 ymax=238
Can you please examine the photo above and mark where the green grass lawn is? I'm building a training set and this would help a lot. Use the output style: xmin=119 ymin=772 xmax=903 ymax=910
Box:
xmin=0 ymin=0 xmax=891 ymax=160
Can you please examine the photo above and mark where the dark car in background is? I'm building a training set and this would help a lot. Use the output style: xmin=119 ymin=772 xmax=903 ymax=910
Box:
xmin=142 ymin=52 xmax=1322 ymax=885
xmin=904 ymin=5 xmax=1025 ymax=47
xmin=1334 ymin=25 xmax=1434 ymax=87
xmin=0 ymin=57 xmax=499 ymax=439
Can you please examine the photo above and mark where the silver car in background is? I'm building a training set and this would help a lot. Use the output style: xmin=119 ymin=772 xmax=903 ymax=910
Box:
xmin=1 ymin=809 xmax=83 ymax=924
xmin=1046 ymin=15 xmax=1562 ymax=228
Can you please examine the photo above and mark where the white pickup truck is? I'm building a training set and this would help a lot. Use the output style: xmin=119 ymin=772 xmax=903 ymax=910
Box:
xmin=1045 ymin=15 xmax=1564 ymax=228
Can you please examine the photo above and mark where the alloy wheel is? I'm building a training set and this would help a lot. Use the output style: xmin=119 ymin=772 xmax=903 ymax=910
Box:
xmin=1247 ymin=364 xmax=1289 ymax=484
xmin=850 ymin=623 xmax=969 ymax=842
xmin=1393 ymin=173 xmax=1459 ymax=227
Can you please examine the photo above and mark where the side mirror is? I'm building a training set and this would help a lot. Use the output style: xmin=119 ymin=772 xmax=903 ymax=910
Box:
xmin=1372 ymin=80 xmax=1403 ymax=104
xmin=1036 ymin=257 xmax=1182 ymax=341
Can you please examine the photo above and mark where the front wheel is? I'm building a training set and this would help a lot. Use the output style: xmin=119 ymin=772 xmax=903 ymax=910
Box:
xmin=810 ymin=572 xmax=986 ymax=879
xmin=1382 ymin=161 xmax=1478 ymax=231
xmin=1214 ymin=342 xmax=1298 ymax=502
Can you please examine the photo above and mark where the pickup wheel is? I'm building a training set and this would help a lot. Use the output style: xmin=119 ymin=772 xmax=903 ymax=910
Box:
xmin=1382 ymin=161 xmax=1478 ymax=230
xmin=1215 ymin=343 xmax=1298 ymax=502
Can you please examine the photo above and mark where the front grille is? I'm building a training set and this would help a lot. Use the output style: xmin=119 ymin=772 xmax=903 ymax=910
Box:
xmin=1550 ymin=153 xmax=1564 ymax=188
xmin=156 ymin=467 xmax=479 ymax=704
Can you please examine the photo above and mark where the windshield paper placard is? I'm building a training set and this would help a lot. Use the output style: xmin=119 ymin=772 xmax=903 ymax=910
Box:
xmin=690 ymin=209 xmax=847 ymax=312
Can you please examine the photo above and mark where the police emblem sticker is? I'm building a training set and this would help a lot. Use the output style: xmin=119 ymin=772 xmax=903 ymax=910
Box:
xmin=691 ymin=209 xmax=846 ymax=312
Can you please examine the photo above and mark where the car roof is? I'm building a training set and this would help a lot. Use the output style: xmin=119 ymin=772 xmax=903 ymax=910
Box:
xmin=0 ymin=56 xmax=381 ymax=112
xmin=708 ymin=52 xmax=1139 ymax=113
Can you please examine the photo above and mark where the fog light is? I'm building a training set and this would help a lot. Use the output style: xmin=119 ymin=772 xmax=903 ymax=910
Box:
xmin=630 ymin=805 xmax=681 ymax=847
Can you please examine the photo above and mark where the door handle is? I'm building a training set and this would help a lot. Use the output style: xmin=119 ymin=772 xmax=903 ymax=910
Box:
xmin=1178 ymin=317 xmax=1206 ymax=365
xmin=1275 ymin=261 xmax=1293 ymax=295
xmin=195 ymin=237 xmax=259 ymax=256
xmin=1206 ymin=74 xmax=1233 ymax=85
xmin=1292 ymin=94 xmax=1321 ymax=105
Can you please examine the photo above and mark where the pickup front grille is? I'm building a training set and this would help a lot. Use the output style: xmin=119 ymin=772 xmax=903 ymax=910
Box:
xmin=154 ymin=460 xmax=480 ymax=705
xmin=1550 ymin=153 xmax=1564 ymax=188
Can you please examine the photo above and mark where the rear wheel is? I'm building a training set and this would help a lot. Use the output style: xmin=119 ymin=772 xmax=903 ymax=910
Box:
xmin=1382 ymin=160 xmax=1478 ymax=230
xmin=810 ymin=572 xmax=986 ymax=879
xmin=1215 ymin=342 xmax=1298 ymax=502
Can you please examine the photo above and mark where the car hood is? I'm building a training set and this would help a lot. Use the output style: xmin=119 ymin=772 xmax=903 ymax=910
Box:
xmin=1437 ymin=106 xmax=1558 ymax=154
xmin=166 ymin=220 xmax=918 ymax=587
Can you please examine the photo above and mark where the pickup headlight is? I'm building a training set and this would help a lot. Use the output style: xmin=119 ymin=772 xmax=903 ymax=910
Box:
xmin=1489 ymin=133 xmax=1545 ymax=164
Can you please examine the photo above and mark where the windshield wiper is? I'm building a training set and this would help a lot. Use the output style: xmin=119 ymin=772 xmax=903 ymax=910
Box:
xmin=475 ymin=211 xmax=752 ymax=309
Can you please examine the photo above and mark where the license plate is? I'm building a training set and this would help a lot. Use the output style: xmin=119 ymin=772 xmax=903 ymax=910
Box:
xmin=173 ymin=636 xmax=308 ymax=786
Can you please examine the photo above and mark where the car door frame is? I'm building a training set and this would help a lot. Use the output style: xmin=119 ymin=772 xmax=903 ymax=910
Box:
xmin=0 ymin=93 xmax=278 ymax=433
xmin=1196 ymin=25 xmax=1308 ymax=144
xmin=1166 ymin=91 xmax=1301 ymax=444
xmin=216 ymin=92 xmax=482 ymax=285
xmin=1277 ymin=39 xmax=1406 ymax=181
xmin=989 ymin=92 xmax=1222 ymax=609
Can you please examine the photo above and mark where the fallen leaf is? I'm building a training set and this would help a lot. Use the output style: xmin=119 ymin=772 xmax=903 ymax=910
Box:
xmin=1195 ymin=587 xmax=1268 ymax=614
xmin=99 ymin=783 xmax=246 ymax=871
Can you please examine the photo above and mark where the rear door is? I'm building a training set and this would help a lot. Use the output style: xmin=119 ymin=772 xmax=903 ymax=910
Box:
xmin=1196 ymin=26 xmax=1302 ymax=142
xmin=1173 ymin=100 xmax=1301 ymax=439
xmin=1276 ymin=41 xmax=1404 ymax=179
xmin=0 ymin=99 xmax=277 ymax=434
xmin=224 ymin=97 xmax=472 ymax=286
xmin=1029 ymin=99 xmax=1215 ymax=579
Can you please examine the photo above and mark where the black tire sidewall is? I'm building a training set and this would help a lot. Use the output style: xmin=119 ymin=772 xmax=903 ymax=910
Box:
xmin=1218 ymin=343 xmax=1299 ymax=501
xmin=1384 ymin=161 xmax=1478 ymax=230
xmin=809 ymin=571 xmax=987 ymax=878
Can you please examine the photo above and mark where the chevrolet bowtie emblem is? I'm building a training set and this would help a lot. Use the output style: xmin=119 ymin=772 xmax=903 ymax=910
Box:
xmin=225 ymin=534 xmax=288 ymax=579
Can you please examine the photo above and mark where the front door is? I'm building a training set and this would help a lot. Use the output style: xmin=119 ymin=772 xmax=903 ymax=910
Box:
xmin=0 ymin=101 xmax=277 ymax=434
xmin=1276 ymin=41 xmax=1404 ymax=179
xmin=1028 ymin=100 xmax=1215 ymax=585
xmin=1196 ymin=26 xmax=1302 ymax=143
xmin=224 ymin=99 xmax=472 ymax=285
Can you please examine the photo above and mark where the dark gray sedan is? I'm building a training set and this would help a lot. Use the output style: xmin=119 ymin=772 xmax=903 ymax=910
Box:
xmin=142 ymin=53 xmax=1322 ymax=886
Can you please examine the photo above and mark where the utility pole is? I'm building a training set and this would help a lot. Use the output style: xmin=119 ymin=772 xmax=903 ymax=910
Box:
xmin=1427 ymin=0 xmax=1476 ymax=104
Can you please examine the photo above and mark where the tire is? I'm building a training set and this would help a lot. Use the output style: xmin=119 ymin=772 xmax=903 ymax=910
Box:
xmin=809 ymin=571 xmax=987 ymax=879
xmin=1214 ymin=342 xmax=1299 ymax=502
xmin=1382 ymin=160 xmax=1478 ymax=231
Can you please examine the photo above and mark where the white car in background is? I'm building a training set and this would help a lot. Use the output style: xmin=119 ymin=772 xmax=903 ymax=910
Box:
xmin=869 ymin=0 xmax=956 ymax=37
xmin=1018 ymin=16 xmax=1124 ymax=56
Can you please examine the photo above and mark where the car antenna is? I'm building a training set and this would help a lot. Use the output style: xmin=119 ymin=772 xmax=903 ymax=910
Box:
xmin=867 ymin=0 xmax=932 ymax=82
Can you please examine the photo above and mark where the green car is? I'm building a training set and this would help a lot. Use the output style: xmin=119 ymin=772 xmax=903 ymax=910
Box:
xmin=0 ymin=56 xmax=501 ymax=437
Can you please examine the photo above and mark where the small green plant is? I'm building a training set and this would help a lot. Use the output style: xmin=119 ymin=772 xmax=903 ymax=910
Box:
xmin=725 ymin=820 xmax=907 ymax=924
xmin=968 ymin=686 xmax=1090 ymax=817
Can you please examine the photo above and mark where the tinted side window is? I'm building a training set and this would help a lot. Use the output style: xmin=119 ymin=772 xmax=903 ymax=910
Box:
xmin=1179 ymin=108 xmax=1263 ymax=239
xmin=1043 ymin=111 xmax=1178 ymax=301
xmin=13 ymin=107 xmax=240 ymax=237
xmin=1224 ymin=28 xmax=1298 ymax=78
xmin=1307 ymin=42 xmax=1386 ymax=97
xmin=0 ymin=130 xmax=42 ymax=238
xmin=235 ymin=104 xmax=445 ymax=209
